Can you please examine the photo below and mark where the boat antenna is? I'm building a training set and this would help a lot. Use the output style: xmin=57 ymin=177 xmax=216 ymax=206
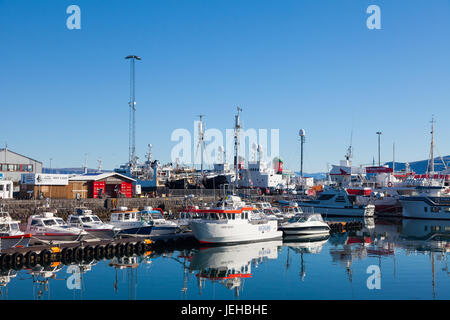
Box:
xmin=195 ymin=115 xmax=207 ymax=176
xmin=234 ymin=107 xmax=242 ymax=189
xmin=427 ymin=115 xmax=435 ymax=175
xmin=125 ymin=55 xmax=141 ymax=169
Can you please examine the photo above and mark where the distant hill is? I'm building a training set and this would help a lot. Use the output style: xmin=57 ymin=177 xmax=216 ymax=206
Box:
xmin=295 ymin=172 xmax=327 ymax=180
xmin=385 ymin=155 xmax=450 ymax=174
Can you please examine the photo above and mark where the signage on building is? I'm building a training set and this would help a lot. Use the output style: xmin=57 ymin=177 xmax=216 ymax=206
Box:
xmin=0 ymin=173 xmax=3 ymax=180
xmin=21 ymin=173 xmax=69 ymax=186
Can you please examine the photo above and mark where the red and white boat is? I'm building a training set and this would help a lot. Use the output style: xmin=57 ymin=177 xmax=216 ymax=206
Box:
xmin=189 ymin=195 xmax=282 ymax=244
xmin=26 ymin=211 xmax=88 ymax=242
xmin=0 ymin=207 xmax=31 ymax=250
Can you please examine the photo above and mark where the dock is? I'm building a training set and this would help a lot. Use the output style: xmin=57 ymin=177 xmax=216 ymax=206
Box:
xmin=0 ymin=232 xmax=198 ymax=271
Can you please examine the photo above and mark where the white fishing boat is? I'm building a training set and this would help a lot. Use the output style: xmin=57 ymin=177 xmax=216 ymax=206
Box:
xmin=0 ymin=206 xmax=31 ymax=250
xmin=108 ymin=207 xmax=153 ymax=236
xmin=298 ymin=187 xmax=375 ymax=217
xmin=400 ymin=185 xmax=450 ymax=220
xmin=189 ymin=195 xmax=282 ymax=244
xmin=67 ymin=208 xmax=119 ymax=239
xmin=138 ymin=207 xmax=180 ymax=235
xmin=26 ymin=211 xmax=88 ymax=242
xmin=279 ymin=213 xmax=331 ymax=236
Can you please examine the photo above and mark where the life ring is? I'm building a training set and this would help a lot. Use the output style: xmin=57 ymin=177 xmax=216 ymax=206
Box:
xmin=388 ymin=182 xmax=393 ymax=187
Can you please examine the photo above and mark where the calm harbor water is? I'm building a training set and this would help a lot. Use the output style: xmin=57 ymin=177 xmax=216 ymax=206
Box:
xmin=1 ymin=217 xmax=449 ymax=300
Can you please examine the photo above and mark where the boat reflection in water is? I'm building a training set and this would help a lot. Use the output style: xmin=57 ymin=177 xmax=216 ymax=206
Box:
xmin=283 ymin=234 xmax=330 ymax=281
xmin=188 ymin=241 xmax=282 ymax=298
xmin=28 ymin=262 xmax=65 ymax=300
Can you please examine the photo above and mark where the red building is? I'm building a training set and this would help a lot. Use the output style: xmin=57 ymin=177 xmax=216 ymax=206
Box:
xmin=69 ymin=172 xmax=135 ymax=198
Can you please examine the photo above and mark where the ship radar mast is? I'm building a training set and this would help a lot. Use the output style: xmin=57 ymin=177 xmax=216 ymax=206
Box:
xmin=234 ymin=107 xmax=242 ymax=189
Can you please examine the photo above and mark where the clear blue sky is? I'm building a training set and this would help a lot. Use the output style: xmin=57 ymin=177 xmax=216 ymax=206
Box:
xmin=1 ymin=0 xmax=450 ymax=172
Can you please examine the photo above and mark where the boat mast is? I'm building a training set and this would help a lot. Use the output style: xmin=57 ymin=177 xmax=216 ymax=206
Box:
xmin=198 ymin=115 xmax=205 ymax=176
xmin=429 ymin=115 xmax=435 ymax=174
xmin=234 ymin=107 xmax=242 ymax=189
xmin=125 ymin=55 xmax=141 ymax=169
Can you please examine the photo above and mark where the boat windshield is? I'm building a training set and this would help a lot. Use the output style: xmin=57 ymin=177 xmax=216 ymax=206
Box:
xmin=10 ymin=223 xmax=19 ymax=231
xmin=43 ymin=219 xmax=57 ymax=226
xmin=91 ymin=216 xmax=102 ymax=222
xmin=55 ymin=218 xmax=67 ymax=225
xmin=288 ymin=216 xmax=308 ymax=223
xmin=0 ymin=223 xmax=10 ymax=232
xmin=80 ymin=217 xmax=92 ymax=223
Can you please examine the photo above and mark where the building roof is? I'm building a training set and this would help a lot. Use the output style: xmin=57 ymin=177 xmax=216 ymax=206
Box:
xmin=0 ymin=148 xmax=43 ymax=164
xmin=69 ymin=172 xmax=136 ymax=182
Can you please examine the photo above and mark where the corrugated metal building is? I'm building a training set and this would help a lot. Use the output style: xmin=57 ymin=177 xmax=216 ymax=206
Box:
xmin=0 ymin=148 xmax=43 ymax=190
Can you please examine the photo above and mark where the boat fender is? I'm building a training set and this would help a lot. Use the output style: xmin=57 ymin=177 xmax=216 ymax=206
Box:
xmin=25 ymin=251 xmax=38 ymax=268
xmin=11 ymin=252 xmax=24 ymax=270
xmin=73 ymin=246 xmax=84 ymax=263
xmin=94 ymin=245 xmax=105 ymax=260
xmin=124 ymin=242 xmax=133 ymax=256
xmin=40 ymin=250 xmax=52 ymax=266
xmin=0 ymin=254 xmax=11 ymax=268
xmin=135 ymin=241 xmax=145 ymax=255
xmin=61 ymin=248 xmax=73 ymax=264
xmin=84 ymin=246 xmax=94 ymax=261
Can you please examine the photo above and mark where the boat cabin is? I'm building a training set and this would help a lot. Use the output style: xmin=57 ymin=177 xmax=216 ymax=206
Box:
xmin=110 ymin=207 xmax=140 ymax=223
xmin=28 ymin=212 xmax=67 ymax=228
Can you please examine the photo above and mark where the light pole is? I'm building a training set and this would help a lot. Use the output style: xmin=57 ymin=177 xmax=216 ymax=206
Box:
xmin=125 ymin=55 xmax=141 ymax=168
xmin=299 ymin=129 xmax=306 ymax=177
xmin=376 ymin=131 xmax=382 ymax=166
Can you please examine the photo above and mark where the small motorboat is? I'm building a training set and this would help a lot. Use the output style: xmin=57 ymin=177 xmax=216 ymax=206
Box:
xmin=0 ymin=206 xmax=31 ymax=250
xmin=279 ymin=213 xmax=331 ymax=236
xmin=138 ymin=207 xmax=180 ymax=235
xmin=26 ymin=211 xmax=88 ymax=242
xmin=68 ymin=208 xmax=119 ymax=240
xmin=108 ymin=207 xmax=153 ymax=236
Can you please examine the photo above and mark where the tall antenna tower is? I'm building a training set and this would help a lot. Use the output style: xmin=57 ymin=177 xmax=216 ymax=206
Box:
xmin=196 ymin=115 xmax=206 ymax=175
xmin=234 ymin=107 xmax=242 ymax=188
xmin=125 ymin=55 xmax=141 ymax=168
xmin=299 ymin=129 xmax=306 ymax=177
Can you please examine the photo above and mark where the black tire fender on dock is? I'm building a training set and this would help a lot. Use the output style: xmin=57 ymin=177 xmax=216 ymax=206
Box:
xmin=116 ymin=243 xmax=125 ymax=257
xmin=0 ymin=254 xmax=11 ymax=268
xmin=135 ymin=241 xmax=145 ymax=255
xmin=25 ymin=251 xmax=38 ymax=268
xmin=94 ymin=245 xmax=105 ymax=260
xmin=11 ymin=252 xmax=24 ymax=270
xmin=61 ymin=248 xmax=73 ymax=264
xmin=84 ymin=246 xmax=94 ymax=259
xmin=40 ymin=250 xmax=52 ymax=266
xmin=105 ymin=243 xmax=115 ymax=259
xmin=124 ymin=242 xmax=133 ymax=256
xmin=73 ymin=246 xmax=84 ymax=263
